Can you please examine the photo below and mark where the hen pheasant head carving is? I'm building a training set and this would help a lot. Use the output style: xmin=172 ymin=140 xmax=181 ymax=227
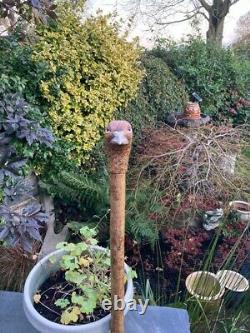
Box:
xmin=105 ymin=120 xmax=133 ymax=174
xmin=105 ymin=120 xmax=133 ymax=146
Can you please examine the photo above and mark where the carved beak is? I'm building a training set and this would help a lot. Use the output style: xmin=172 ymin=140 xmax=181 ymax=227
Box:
xmin=110 ymin=131 xmax=129 ymax=145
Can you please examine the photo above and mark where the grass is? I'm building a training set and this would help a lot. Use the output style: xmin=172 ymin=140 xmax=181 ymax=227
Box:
xmin=0 ymin=247 xmax=36 ymax=291
xmin=242 ymin=147 xmax=250 ymax=159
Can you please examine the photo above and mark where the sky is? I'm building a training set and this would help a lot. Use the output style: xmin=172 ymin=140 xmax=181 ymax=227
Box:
xmin=87 ymin=0 xmax=250 ymax=47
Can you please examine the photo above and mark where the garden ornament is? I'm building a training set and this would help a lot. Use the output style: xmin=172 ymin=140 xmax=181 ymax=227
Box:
xmin=191 ymin=92 xmax=203 ymax=103
xmin=105 ymin=120 xmax=133 ymax=333
xmin=183 ymin=92 xmax=202 ymax=120
xmin=203 ymin=208 xmax=224 ymax=231
xmin=166 ymin=91 xmax=210 ymax=127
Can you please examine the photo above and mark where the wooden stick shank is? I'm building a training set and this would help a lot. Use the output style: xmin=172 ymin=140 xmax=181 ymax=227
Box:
xmin=110 ymin=173 xmax=126 ymax=333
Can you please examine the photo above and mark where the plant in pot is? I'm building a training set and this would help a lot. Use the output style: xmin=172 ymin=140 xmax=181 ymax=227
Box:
xmin=23 ymin=226 xmax=134 ymax=333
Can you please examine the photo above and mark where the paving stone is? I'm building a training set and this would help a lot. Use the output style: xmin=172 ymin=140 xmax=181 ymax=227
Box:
xmin=125 ymin=305 xmax=190 ymax=333
xmin=0 ymin=291 xmax=190 ymax=333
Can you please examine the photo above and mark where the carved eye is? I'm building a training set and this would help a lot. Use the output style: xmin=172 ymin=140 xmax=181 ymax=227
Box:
xmin=106 ymin=127 xmax=111 ymax=133
xmin=128 ymin=127 xmax=132 ymax=132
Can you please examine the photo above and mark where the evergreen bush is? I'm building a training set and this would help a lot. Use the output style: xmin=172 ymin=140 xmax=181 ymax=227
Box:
xmin=152 ymin=38 xmax=250 ymax=124
xmin=32 ymin=1 xmax=142 ymax=164
xmin=119 ymin=53 xmax=188 ymax=140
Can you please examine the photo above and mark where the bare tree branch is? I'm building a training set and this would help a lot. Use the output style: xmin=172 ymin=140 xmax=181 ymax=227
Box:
xmin=230 ymin=0 xmax=241 ymax=4
xmin=198 ymin=0 xmax=211 ymax=12
xmin=123 ymin=0 xmax=243 ymax=45
xmin=156 ymin=12 xmax=198 ymax=25
xmin=198 ymin=10 xmax=209 ymax=21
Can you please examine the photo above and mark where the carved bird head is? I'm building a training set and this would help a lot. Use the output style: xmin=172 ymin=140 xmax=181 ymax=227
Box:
xmin=105 ymin=120 xmax=133 ymax=146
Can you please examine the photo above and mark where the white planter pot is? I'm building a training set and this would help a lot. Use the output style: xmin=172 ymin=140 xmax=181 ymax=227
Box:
xmin=186 ymin=271 xmax=224 ymax=302
xmin=185 ymin=271 xmax=225 ymax=312
xmin=216 ymin=270 xmax=249 ymax=292
xmin=229 ymin=201 xmax=250 ymax=223
xmin=23 ymin=247 xmax=134 ymax=333
xmin=216 ymin=270 xmax=249 ymax=309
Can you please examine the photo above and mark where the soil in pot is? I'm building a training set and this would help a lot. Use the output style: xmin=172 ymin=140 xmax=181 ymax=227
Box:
xmin=237 ymin=205 xmax=250 ymax=212
xmin=230 ymin=201 xmax=250 ymax=212
xmin=34 ymin=270 xmax=110 ymax=325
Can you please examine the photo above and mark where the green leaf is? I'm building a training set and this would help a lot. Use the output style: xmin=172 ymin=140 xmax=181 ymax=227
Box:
xmin=89 ymin=238 xmax=98 ymax=245
xmin=80 ymin=226 xmax=97 ymax=239
xmin=103 ymin=257 xmax=111 ymax=266
xmin=56 ymin=242 xmax=68 ymax=249
xmin=80 ymin=300 xmax=96 ymax=314
xmin=57 ymin=242 xmax=88 ymax=256
xmin=55 ymin=298 xmax=70 ymax=309
xmin=127 ymin=268 xmax=137 ymax=280
xmin=67 ymin=221 xmax=83 ymax=232
xmin=70 ymin=243 xmax=88 ymax=256
xmin=71 ymin=292 xmax=96 ymax=314
xmin=65 ymin=270 xmax=86 ymax=284
xmin=71 ymin=292 xmax=84 ymax=305
xmin=61 ymin=255 xmax=79 ymax=270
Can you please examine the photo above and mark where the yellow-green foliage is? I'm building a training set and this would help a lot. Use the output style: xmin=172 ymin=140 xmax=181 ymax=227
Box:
xmin=33 ymin=2 xmax=142 ymax=164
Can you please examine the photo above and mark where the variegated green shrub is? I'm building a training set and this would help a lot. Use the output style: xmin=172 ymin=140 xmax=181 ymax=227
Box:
xmin=33 ymin=2 xmax=142 ymax=164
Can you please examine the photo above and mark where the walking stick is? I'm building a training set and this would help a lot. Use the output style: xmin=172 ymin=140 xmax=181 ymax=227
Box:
xmin=105 ymin=120 xmax=133 ymax=333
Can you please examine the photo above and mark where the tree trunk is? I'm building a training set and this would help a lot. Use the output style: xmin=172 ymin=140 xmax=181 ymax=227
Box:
xmin=206 ymin=13 xmax=225 ymax=47
xmin=205 ymin=0 xmax=231 ymax=47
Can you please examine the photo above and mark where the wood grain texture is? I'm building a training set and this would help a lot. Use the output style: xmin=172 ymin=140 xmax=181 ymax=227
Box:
xmin=110 ymin=174 xmax=126 ymax=333
xmin=105 ymin=120 xmax=133 ymax=333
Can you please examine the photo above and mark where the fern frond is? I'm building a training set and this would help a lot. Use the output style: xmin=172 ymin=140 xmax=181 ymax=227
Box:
xmin=126 ymin=215 xmax=158 ymax=249
xmin=43 ymin=171 xmax=109 ymax=214
xmin=125 ymin=188 xmax=163 ymax=248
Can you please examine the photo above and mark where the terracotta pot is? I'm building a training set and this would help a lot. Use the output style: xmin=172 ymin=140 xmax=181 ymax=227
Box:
xmin=184 ymin=102 xmax=201 ymax=120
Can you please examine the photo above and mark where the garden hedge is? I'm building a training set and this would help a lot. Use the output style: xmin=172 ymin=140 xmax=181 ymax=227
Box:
xmin=32 ymin=2 xmax=142 ymax=164
xmin=119 ymin=53 xmax=188 ymax=141
xmin=151 ymin=38 xmax=250 ymax=124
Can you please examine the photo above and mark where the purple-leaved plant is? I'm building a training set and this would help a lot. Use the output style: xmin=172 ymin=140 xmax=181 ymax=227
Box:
xmin=0 ymin=93 xmax=54 ymax=252
xmin=0 ymin=202 xmax=48 ymax=252
xmin=0 ymin=94 xmax=54 ymax=146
